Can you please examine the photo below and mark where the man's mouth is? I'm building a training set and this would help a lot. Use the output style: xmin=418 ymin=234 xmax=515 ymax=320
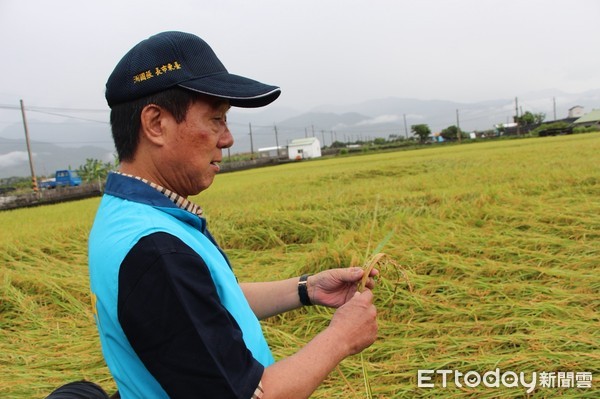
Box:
xmin=210 ymin=161 xmax=221 ymax=172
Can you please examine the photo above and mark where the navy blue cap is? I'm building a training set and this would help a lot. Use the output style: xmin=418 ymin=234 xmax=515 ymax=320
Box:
xmin=105 ymin=31 xmax=281 ymax=108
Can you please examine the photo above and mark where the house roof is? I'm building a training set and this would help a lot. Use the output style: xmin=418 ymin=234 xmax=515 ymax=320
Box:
xmin=289 ymin=137 xmax=320 ymax=146
xmin=573 ymin=109 xmax=600 ymax=124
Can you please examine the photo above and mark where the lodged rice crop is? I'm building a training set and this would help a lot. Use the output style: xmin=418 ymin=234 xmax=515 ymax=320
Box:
xmin=1 ymin=133 xmax=599 ymax=398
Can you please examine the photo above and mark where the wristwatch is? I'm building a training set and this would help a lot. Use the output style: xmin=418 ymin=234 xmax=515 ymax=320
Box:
xmin=298 ymin=274 xmax=313 ymax=306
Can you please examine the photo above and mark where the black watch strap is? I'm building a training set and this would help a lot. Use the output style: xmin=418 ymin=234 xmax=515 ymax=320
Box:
xmin=298 ymin=274 xmax=313 ymax=306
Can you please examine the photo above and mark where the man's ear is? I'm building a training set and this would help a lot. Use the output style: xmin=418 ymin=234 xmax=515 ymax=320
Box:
xmin=140 ymin=104 xmax=167 ymax=146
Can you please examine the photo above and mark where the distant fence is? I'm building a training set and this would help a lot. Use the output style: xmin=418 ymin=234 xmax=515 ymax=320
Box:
xmin=220 ymin=157 xmax=295 ymax=173
xmin=0 ymin=183 xmax=103 ymax=211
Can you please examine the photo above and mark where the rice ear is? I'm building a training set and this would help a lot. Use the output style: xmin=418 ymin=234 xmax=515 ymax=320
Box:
xmin=358 ymin=252 xmax=387 ymax=292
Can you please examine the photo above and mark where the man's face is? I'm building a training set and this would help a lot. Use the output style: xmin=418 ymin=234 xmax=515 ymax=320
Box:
xmin=162 ymin=96 xmax=233 ymax=197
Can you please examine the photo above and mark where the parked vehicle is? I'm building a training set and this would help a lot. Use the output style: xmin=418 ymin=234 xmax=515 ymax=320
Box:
xmin=39 ymin=170 xmax=82 ymax=189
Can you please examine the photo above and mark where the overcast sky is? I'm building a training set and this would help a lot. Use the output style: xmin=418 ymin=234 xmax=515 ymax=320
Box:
xmin=1 ymin=0 xmax=599 ymax=132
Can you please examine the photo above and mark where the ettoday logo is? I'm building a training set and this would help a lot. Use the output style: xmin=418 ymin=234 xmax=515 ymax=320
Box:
xmin=417 ymin=369 xmax=593 ymax=393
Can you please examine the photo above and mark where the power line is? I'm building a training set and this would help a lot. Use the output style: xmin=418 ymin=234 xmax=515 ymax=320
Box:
xmin=0 ymin=104 xmax=20 ymax=110
xmin=0 ymin=104 xmax=108 ymax=113
xmin=0 ymin=103 xmax=109 ymax=124
xmin=28 ymin=140 xmax=115 ymax=145
xmin=23 ymin=109 xmax=109 ymax=124
xmin=27 ymin=106 xmax=108 ymax=113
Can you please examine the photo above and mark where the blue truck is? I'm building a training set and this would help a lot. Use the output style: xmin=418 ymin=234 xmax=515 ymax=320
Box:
xmin=39 ymin=170 xmax=82 ymax=189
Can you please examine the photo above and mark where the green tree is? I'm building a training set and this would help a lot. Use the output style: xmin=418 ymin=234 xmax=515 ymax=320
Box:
xmin=411 ymin=124 xmax=431 ymax=143
xmin=517 ymin=111 xmax=545 ymax=126
xmin=77 ymin=158 xmax=117 ymax=183
xmin=440 ymin=125 xmax=463 ymax=141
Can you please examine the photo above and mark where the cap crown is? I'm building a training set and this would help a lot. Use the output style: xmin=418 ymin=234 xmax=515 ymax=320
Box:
xmin=106 ymin=32 xmax=226 ymax=107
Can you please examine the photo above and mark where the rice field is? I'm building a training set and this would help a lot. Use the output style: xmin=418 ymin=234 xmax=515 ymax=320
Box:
xmin=1 ymin=133 xmax=599 ymax=398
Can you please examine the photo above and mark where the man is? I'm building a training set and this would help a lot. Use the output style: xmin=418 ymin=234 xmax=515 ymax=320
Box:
xmin=88 ymin=31 xmax=377 ymax=399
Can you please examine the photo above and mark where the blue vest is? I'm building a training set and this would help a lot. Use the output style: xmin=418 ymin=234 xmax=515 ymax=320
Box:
xmin=88 ymin=175 xmax=273 ymax=398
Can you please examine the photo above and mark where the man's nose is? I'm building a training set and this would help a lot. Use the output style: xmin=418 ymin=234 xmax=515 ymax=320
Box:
xmin=219 ymin=127 xmax=234 ymax=149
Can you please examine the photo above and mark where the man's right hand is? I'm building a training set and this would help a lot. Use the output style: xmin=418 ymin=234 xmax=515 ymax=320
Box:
xmin=328 ymin=289 xmax=378 ymax=356
xmin=260 ymin=289 xmax=378 ymax=398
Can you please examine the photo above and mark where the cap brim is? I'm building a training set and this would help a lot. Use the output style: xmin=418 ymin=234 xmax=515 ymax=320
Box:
xmin=178 ymin=72 xmax=280 ymax=108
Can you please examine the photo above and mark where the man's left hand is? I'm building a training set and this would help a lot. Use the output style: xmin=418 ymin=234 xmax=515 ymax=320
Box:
xmin=308 ymin=267 xmax=378 ymax=308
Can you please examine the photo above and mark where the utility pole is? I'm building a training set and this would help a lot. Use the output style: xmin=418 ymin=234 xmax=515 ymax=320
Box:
xmin=274 ymin=124 xmax=280 ymax=157
xmin=321 ymin=130 xmax=325 ymax=146
xmin=553 ymin=97 xmax=557 ymax=121
xmin=515 ymin=97 xmax=520 ymax=136
xmin=403 ymin=113 xmax=409 ymax=139
xmin=456 ymin=109 xmax=462 ymax=142
xmin=20 ymin=99 xmax=38 ymax=192
xmin=249 ymin=122 xmax=255 ymax=159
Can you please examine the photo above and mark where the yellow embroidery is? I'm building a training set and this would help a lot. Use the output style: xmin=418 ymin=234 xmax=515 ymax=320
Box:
xmin=133 ymin=61 xmax=182 ymax=84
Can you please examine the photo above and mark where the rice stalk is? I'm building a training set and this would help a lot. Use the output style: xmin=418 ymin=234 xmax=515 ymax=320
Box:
xmin=360 ymin=352 xmax=373 ymax=399
xmin=2 ymin=134 xmax=599 ymax=398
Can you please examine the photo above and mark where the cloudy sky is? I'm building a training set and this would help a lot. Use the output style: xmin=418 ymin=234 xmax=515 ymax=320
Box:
xmin=1 ymin=0 xmax=599 ymax=141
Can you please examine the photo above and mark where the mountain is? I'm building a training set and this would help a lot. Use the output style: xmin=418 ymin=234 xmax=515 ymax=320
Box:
xmin=0 ymin=137 xmax=114 ymax=178
xmin=0 ymin=118 xmax=114 ymax=150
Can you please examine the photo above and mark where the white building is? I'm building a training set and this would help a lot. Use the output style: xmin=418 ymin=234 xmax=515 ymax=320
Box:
xmin=287 ymin=137 xmax=321 ymax=160
xmin=568 ymin=106 xmax=584 ymax=118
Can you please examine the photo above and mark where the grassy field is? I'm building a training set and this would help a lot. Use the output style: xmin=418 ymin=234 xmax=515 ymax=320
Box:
xmin=1 ymin=133 xmax=599 ymax=398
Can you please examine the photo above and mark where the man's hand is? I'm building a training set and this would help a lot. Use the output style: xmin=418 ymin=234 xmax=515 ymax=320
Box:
xmin=308 ymin=267 xmax=378 ymax=308
xmin=260 ymin=288 xmax=378 ymax=398
xmin=328 ymin=289 xmax=378 ymax=355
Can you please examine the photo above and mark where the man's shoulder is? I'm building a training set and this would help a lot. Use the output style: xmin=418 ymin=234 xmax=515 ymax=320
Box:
xmin=129 ymin=231 xmax=198 ymax=257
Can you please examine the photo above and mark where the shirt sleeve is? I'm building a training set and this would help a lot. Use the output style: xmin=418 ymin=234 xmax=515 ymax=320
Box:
xmin=117 ymin=232 xmax=264 ymax=399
